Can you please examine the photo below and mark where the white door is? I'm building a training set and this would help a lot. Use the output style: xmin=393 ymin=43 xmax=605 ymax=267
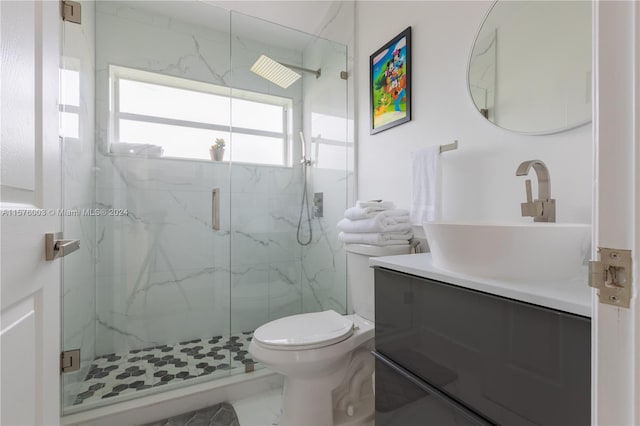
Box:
xmin=1 ymin=1 xmax=61 ymax=425
xmin=593 ymin=1 xmax=639 ymax=425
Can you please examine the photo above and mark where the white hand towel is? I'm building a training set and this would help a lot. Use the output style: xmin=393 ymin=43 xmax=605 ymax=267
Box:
xmin=344 ymin=206 xmax=407 ymax=221
xmin=356 ymin=200 xmax=396 ymax=210
xmin=410 ymin=146 xmax=441 ymax=225
xmin=391 ymin=215 xmax=410 ymax=223
xmin=344 ymin=207 xmax=377 ymax=221
xmin=337 ymin=211 xmax=411 ymax=233
xmin=338 ymin=231 xmax=413 ymax=246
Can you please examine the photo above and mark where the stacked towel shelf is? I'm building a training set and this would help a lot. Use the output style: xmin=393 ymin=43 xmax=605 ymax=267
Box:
xmin=338 ymin=201 xmax=413 ymax=246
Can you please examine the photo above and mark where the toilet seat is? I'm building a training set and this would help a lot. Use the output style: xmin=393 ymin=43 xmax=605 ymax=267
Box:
xmin=253 ymin=310 xmax=354 ymax=351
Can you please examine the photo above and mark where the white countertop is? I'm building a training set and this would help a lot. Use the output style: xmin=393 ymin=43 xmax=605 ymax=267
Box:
xmin=370 ymin=253 xmax=592 ymax=317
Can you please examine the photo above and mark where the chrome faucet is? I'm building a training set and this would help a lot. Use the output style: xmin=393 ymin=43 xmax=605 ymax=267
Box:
xmin=515 ymin=160 xmax=556 ymax=222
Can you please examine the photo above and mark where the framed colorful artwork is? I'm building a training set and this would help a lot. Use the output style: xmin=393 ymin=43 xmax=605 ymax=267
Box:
xmin=370 ymin=27 xmax=411 ymax=134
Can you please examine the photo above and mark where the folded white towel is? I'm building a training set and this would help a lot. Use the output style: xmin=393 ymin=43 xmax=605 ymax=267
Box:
xmin=337 ymin=211 xmax=411 ymax=233
xmin=338 ymin=231 xmax=413 ymax=246
xmin=356 ymin=200 xmax=395 ymax=210
xmin=344 ymin=207 xmax=408 ymax=221
xmin=410 ymin=146 xmax=441 ymax=225
xmin=110 ymin=143 xmax=164 ymax=158
xmin=344 ymin=207 xmax=377 ymax=220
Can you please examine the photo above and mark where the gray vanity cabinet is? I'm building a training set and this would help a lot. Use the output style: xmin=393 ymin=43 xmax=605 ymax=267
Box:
xmin=373 ymin=267 xmax=591 ymax=426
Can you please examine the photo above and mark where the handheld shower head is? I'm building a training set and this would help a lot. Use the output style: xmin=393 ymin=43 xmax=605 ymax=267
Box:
xmin=299 ymin=131 xmax=311 ymax=165
xmin=297 ymin=131 xmax=312 ymax=246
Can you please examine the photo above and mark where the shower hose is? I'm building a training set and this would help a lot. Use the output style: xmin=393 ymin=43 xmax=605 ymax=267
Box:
xmin=296 ymin=161 xmax=313 ymax=246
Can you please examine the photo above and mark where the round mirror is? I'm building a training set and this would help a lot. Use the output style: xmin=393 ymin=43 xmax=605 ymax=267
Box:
xmin=468 ymin=1 xmax=592 ymax=135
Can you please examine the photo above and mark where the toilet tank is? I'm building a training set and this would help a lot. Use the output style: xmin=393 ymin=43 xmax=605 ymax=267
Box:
xmin=346 ymin=244 xmax=411 ymax=322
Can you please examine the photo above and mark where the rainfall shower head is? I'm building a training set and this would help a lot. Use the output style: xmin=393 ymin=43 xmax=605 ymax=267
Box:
xmin=250 ymin=54 xmax=321 ymax=89
xmin=251 ymin=55 xmax=301 ymax=88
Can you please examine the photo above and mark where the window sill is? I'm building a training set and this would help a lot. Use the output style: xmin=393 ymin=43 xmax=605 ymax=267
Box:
xmin=104 ymin=152 xmax=293 ymax=169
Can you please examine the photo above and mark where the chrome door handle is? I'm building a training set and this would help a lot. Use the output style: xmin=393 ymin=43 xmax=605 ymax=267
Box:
xmin=45 ymin=232 xmax=80 ymax=261
xmin=212 ymin=188 xmax=220 ymax=231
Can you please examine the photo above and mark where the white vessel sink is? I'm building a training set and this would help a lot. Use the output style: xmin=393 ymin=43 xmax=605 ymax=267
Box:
xmin=422 ymin=222 xmax=591 ymax=282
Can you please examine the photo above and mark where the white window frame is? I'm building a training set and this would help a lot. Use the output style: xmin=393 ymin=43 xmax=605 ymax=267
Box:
xmin=108 ymin=65 xmax=292 ymax=166
xmin=59 ymin=62 xmax=81 ymax=141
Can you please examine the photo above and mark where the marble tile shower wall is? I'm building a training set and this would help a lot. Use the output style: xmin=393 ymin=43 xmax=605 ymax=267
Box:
xmin=97 ymin=151 xmax=346 ymax=354
xmin=301 ymin=169 xmax=349 ymax=315
xmin=93 ymin=2 xmax=349 ymax=355
xmin=95 ymin=155 xmax=310 ymax=354
xmin=95 ymin=156 xmax=228 ymax=355
xmin=229 ymin=164 xmax=306 ymax=333
xmin=61 ymin=0 xmax=97 ymax=404
xmin=300 ymin=35 xmax=352 ymax=315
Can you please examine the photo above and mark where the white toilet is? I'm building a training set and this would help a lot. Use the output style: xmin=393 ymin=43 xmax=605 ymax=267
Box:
xmin=248 ymin=244 xmax=411 ymax=426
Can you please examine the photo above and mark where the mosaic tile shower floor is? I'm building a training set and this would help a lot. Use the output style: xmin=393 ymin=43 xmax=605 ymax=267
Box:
xmin=71 ymin=332 xmax=257 ymax=406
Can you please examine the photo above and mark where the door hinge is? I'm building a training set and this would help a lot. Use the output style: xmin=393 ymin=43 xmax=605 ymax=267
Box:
xmin=61 ymin=0 xmax=81 ymax=24
xmin=589 ymin=247 xmax=632 ymax=308
xmin=61 ymin=349 xmax=81 ymax=373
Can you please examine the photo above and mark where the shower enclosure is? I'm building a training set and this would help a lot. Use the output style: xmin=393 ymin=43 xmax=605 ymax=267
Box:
xmin=60 ymin=1 xmax=351 ymax=414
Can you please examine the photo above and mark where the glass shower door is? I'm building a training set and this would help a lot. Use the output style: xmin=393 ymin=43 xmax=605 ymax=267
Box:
xmin=59 ymin=0 xmax=98 ymax=411
xmin=228 ymin=12 xmax=350 ymax=358
xmin=61 ymin=0 xmax=235 ymax=413
xmin=60 ymin=1 xmax=351 ymax=415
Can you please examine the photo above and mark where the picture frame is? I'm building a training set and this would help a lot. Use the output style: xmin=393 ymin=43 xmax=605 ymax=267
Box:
xmin=370 ymin=27 xmax=411 ymax=134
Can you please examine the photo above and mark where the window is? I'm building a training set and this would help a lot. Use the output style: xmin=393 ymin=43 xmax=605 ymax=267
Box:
xmin=110 ymin=66 xmax=292 ymax=166
xmin=60 ymin=68 xmax=80 ymax=139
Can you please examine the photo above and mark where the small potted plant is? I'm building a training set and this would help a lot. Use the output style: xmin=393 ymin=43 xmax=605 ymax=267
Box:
xmin=210 ymin=138 xmax=225 ymax=161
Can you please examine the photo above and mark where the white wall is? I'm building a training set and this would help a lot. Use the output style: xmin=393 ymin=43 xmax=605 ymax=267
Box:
xmin=355 ymin=1 xmax=592 ymax=225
